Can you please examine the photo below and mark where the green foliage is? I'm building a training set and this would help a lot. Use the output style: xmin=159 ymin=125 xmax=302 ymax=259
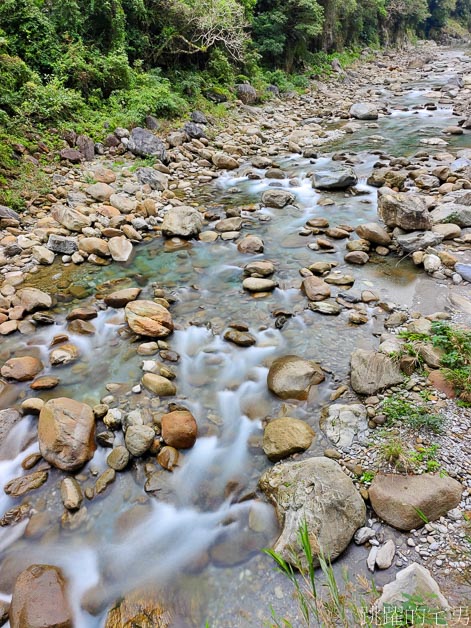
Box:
xmin=359 ymin=470 xmax=376 ymax=484
xmin=18 ymin=78 xmax=85 ymax=123
xmin=381 ymin=395 xmax=444 ymax=433
xmin=382 ymin=593 xmax=448 ymax=626
xmin=431 ymin=321 xmax=471 ymax=396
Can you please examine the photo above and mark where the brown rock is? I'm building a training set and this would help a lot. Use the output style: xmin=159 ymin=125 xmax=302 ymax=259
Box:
xmin=30 ymin=376 xmax=60 ymax=390
xmin=427 ymin=370 xmax=456 ymax=398
xmin=125 ymin=300 xmax=173 ymax=338
xmin=104 ymin=288 xmax=141 ymax=308
xmin=141 ymin=374 xmax=176 ymax=396
xmin=267 ymin=355 xmax=325 ymax=400
xmin=38 ymin=398 xmax=96 ymax=471
xmin=262 ymin=417 xmax=314 ymax=462
xmin=161 ymin=410 xmax=197 ymax=449
xmin=1 ymin=357 xmax=43 ymax=381
xmin=369 ymin=473 xmax=462 ymax=531
xmin=301 ymin=276 xmax=331 ymax=301
xmin=4 ymin=471 xmax=48 ymax=497
xmin=10 ymin=565 xmax=72 ymax=628
xmin=157 ymin=446 xmax=180 ymax=471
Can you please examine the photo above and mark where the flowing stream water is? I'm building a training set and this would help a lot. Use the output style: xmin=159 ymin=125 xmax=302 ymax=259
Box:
xmin=0 ymin=49 xmax=470 ymax=626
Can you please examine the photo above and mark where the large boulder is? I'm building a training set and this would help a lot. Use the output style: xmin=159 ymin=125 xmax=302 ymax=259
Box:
xmin=267 ymin=355 xmax=325 ymax=400
xmin=236 ymin=83 xmax=257 ymax=104
xmin=396 ymin=230 xmax=443 ymax=253
xmin=104 ymin=288 xmax=141 ymax=308
xmin=0 ymin=204 xmax=20 ymax=222
xmin=369 ymin=473 xmax=462 ymax=531
xmin=0 ymin=408 xmax=21 ymax=446
xmin=312 ymin=169 xmax=357 ymax=190
xmin=373 ymin=563 xmax=450 ymax=612
xmin=128 ymin=127 xmax=167 ymax=161
xmin=51 ymin=205 xmax=92 ymax=232
xmin=38 ymin=397 xmax=96 ymax=471
xmin=260 ymin=457 xmax=366 ymax=567
xmin=261 ymin=189 xmax=295 ymax=209
xmin=125 ymin=300 xmax=173 ymax=338
xmin=430 ymin=203 xmax=471 ymax=227
xmin=212 ymin=153 xmax=239 ymax=170
xmin=108 ymin=236 xmax=133 ymax=262
xmin=47 ymin=235 xmax=77 ymax=255
xmin=1 ymin=356 xmax=43 ymax=381
xmin=320 ymin=404 xmax=368 ymax=448
xmin=350 ymin=102 xmax=379 ymax=120
xmin=136 ymin=167 xmax=169 ymax=191
xmin=15 ymin=288 xmax=52 ymax=312
xmin=262 ymin=417 xmax=314 ymax=462
xmin=9 ymin=564 xmax=73 ymax=628
xmin=378 ymin=189 xmax=432 ymax=231
xmin=350 ymin=349 xmax=403 ymax=395
xmin=161 ymin=206 xmax=203 ymax=238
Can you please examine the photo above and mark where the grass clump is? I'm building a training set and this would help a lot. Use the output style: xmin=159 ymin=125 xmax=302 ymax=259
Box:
xmin=431 ymin=321 xmax=471 ymax=399
xmin=381 ymin=395 xmax=444 ymax=434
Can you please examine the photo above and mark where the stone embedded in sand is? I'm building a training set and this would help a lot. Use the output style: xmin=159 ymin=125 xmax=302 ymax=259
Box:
xmin=262 ymin=417 xmax=314 ymax=461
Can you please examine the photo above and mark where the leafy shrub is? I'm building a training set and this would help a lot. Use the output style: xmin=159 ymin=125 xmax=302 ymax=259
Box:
xmin=19 ymin=78 xmax=85 ymax=124
xmin=381 ymin=395 xmax=444 ymax=433
xmin=56 ymin=43 xmax=133 ymax=98
xmin=108 ymin=74 xmax=187 ymax=124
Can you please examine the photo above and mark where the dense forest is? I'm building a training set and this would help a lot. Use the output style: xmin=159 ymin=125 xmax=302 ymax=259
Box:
xmin=0 ymin=0 xmax=470 ymax=206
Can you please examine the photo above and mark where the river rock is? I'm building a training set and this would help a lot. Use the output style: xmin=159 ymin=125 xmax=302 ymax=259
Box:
xmin=320 ymin=404 xmax=368 ymax=448
xmin=161 ymin=206 xmax=203 ymax=238
xmin=125 ymin=425 xmax=155 ymax=456
xmin=161 ymin=410 xmax=197 ymax=449
xmin=212 ymin=153 xmax=239 ymax=170
xmin=236 ymin=83 xmax=257 ymax=104
xmin=456 ymin=263 xmax=471 ymax=282
xmin=344 ymin=251 xmax=369 ymax=265
xmin=350 ymin=349 xmax=402 ymax=395
xmin=104 ymin=288 xmax=141 ymax=308
xmin=4 ymin=471 xmax=48 ymax=497
xmin=38 ymin=398 xmax=96 ymax=471
xmin=50 ymin=343 xmax=79 ymax=366
xmin=79 ymin=237 xmax=110 ymax=258
xmin=1 ymin=357 xmax=43 ymax=381
xmin=32 ymin=245 xmax=55 ymax=265
xmin=355 ymin=222 xmax=391 ymax=246
xmin=267 ymin=355 xmax=324 ymax=400
xmin=224 ymin=329 xmax=256 ymax=347
xmin=242 ymin=277 xmax=277 ymax=292
xmin=350 ymin=102 xmax=378 ymax=120
xmin=373 ymin=563 xmax=449 ymax=611
xmin=9 ymin=564 xmax=73 ymax=628
xmin=260 ymin=457 xmax=366 ymax=568
xmin=157 ymin=446 xmax=179 ymax=471
xmin=431 ymin=203 xmax=471 ymax=227
xmin=237 ymin=235 xmax=264 ymax=254
xmin=0 ymin=204 xmax=20 ymax=222
xmin=136 ymin=167 xmax=169 ymax=191
xmin=128 ymin=127 xmax=167 ymax=161
xmin=125 ymin=300 xmax=173 ymax=337
xmin=301 ymin=276 xmax=331 ymax=301
xmin=47 ymin=235 xmax=77 ymax=255
xmin=309 ymin=300 xmax=342 ymax=315
xmin=86 ymin=183 xmax=114 ymax=202
xmin=369 ymin=473 xmax=462 ymax=531
xmin=107 ymin=446 xmax=130 ymax=471
xmin=378 ymin=189 xmax=432 ymax=231
xmin=312 ymin=169 xmax=357 ymax=190
xmin=141 ymin=373 xmax=176 ymax=396
xmin=51 ymin=205 xmax=91 ymax=232
xmin=262 ymin=417 xmax=314 ymax=461
xmin=261 ymin=189 xmax=295 ymax=208
xmin=108 ymin=236 xmax=133 ymax=262
xmin=0 ymin=409 xmax=21 ymax=445
xmin=60 ymin=477 xmax=83 ymax=511
xmin=396 ymin=230 xmax=443 ymax=253
xmin=15 ymin=288 xmax=52 ymax=312
xmin=376 ymin=539 xmax=396 ymax=570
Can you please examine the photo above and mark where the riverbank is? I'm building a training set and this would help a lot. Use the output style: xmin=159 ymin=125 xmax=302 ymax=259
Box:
xmin=0 ymin=40 xmax=470 ymax=626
